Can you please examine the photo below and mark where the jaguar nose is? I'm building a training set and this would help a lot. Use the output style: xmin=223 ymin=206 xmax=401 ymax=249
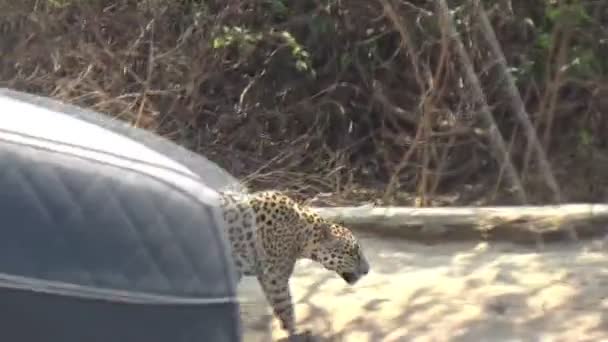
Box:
xmin=360 ymin=259 xmax=370 ymax=275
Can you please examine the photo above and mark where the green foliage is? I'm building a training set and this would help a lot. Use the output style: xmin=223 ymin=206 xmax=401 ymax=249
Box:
xmin=274 ymin=30 xmax=313 ymax=74
xmin=211 ymin=25 xmax=314 ymax=76
xmin=544 ymin=1 xmax=592 ymax=28
xmin=526 ymin=0 xmax=606 ymax=80
xmin=47 ymin=0 xmax=74 ymax=7
xmin=212 ymin=26 xmax=263 ymax=51
xmin=264 ymin=0 xmax=289 ymax=19
xmin=579 ymin=128 xmax=593 ymax=147
xmin=309 ymin=14 xmax=333 ymax=38
xmin=577 ymin=126 xmax=595 ymax=156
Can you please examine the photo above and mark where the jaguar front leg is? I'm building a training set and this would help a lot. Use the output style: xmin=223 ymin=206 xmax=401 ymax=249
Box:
xmin=257 ymin=262 xmax=299 ymax=338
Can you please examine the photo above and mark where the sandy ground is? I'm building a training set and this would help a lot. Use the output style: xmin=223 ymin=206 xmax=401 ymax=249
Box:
xmin=237 ymin=232 xmax=608 ymax=342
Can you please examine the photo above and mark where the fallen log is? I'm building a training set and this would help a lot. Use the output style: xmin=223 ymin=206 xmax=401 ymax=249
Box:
xmin=312 ymin=204 xmax=608 ymax=243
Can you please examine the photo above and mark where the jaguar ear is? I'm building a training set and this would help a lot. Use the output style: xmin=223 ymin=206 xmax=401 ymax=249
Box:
xmin=321 ymin=224 xmax=333 ymax=242
xmin=319 ymin=223 xmax=338 ymax=243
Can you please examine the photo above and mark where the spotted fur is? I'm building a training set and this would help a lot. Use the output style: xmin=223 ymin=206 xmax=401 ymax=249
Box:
xmin=218 ymin=190 xmax=370 ymax=337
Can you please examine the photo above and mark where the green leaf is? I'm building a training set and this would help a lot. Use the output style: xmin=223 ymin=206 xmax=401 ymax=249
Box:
xmin=295 ymin=60 xmax=309 ymax=71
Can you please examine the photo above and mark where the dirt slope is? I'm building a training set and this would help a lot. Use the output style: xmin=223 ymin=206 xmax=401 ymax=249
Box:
xmin=238 ymin=233 xmax=608 ymax=341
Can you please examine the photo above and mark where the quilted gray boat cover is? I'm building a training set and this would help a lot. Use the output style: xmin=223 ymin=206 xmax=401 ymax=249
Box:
xmin=0 ymin=88 xmax=242 ymax=342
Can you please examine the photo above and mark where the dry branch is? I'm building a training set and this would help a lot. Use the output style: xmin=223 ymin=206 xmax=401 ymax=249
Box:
xmin=474 ymin=1 xmax=562 ymax=202
xmin=436 ymin=0 xmax=528 ymax=203
xmin=313 ymin=204 xmax=608 ymax=242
